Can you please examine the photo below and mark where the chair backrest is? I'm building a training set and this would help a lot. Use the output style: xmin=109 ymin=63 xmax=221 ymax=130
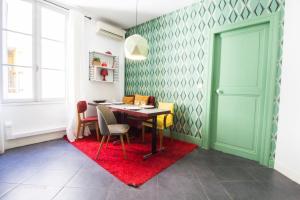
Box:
xmin=158 ymin=102 xmax=174 ymax=124
xmin=148 ymin=96 xmax=155 ymax=106
xmin=122 ymin=96 xmax=135 ymax=104
xmin=158 ymin=102 xmax=174 ymax=113
xmin=96 ymin=105 xmax=117 ymax=136
xmin=77 ymin=101 xmax=87 ymax=113
xmin=125 ymin=94 xmax=155 ymax=106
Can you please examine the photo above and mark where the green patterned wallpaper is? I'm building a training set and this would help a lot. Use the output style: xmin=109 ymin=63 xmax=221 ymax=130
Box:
xmin=125 ymin=0 xmax=284 ymax=165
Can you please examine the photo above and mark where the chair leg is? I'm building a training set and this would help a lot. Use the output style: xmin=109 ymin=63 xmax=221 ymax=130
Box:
xmin=159 ymin=129 xmax=164 ymax=150
xmin=106 ymin=135 xmax=111 ymax=148
xmin=95 ymin=122 xmax=100 ymax=141
xmin=96 ymin=135 xmax=106 ymax=160
xmin=76 ymin=122 xmax=81 ymax=139
xmin=82 ymin=125 xmax=85 ymax=138
xmin=126 ymin=133 xmax=130 ymax=144
xmin=170 ymin=126 xmax=173 ymax=142
xmin=120 ymin=135 xmax=127 ymax=159
xmin=142 ymin=125 xmax=145 ymax=143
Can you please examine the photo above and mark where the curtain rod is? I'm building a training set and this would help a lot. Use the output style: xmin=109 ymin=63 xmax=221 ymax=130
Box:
xmin=43 ymin=0 xmax=92 ymax=20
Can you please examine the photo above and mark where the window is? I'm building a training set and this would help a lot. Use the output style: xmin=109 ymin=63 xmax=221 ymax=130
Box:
xmin=41 ymin=7 xmax=66 ymax=99
xmin=1 ymin=0 xmax=67 ymax=102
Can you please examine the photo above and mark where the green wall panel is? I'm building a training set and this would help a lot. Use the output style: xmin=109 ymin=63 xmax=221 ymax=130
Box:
xmin=125 ymin=0 xmax=284 ymax=165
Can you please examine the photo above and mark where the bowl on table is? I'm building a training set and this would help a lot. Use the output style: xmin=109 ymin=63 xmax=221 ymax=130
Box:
xmin=93 ymin=100 xmax=106 ymax=103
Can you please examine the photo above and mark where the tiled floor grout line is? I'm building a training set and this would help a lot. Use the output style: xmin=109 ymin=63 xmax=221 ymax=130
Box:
xmin=0 ymin=183 xmax=20 ymax=199
xmin=0 ymin=164 xmax=48 ymax=199
xmin=194 ymin=166 xmax=228 ymax=200
xmin=196 ymin=178 xmax=211 ymax=200
xmin=209 ymin=171 xmax=235 ymax=200
xmin=246 ymin=169 xmax=260 ymax=182
xmin=199 ymin=167 xmax=235 ymax=200
xmin=50 ymin=164 xmax=85 ymax=200
xmin=0 ymin=153 xmax=79 ymax=200
xmin=49 ymin=186 xmax=65 ymax=200
xmin=220 ymin=185 xmax=234 ymax=200
xmin=218 ymin=180 xmax=261 ymax=183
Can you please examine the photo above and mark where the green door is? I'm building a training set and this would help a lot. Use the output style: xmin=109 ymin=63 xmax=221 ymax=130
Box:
xmin=210 ymin=23 xmax=270 ymax=161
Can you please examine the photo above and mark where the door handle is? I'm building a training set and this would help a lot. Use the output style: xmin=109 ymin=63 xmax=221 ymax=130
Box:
xmin=216 ymin=89 xmax=224 ymax=95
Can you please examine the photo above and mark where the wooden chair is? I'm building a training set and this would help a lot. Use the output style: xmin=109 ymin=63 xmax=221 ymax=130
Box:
xmin=142 ymin=102 xmax=174 ymax=149
xmin=96 ymin=105 xmax=130 ymax=159
xmin=77 ymin=101 xmax=100 ymax=141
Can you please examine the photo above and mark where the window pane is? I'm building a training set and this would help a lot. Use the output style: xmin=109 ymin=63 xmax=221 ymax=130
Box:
xmin=2 ymin=31 xmax=32 ymax=66
xmin=42 ymin=7 xmax=65 ymax=41
xmin=3 ymin=0 xmax=32 ymax=34
xmin=41 ymin=39 xmax=65 ymax=69
xmin=41 ymin=69 xmax=65 ymax=99
xmin=2 ymin=65 xmax=33 ymax=99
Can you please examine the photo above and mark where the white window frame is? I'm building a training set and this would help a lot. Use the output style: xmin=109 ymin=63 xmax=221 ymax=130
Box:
xmin=0 ymin=0 xmax=3 ymax=104
xmin=0 ymin=0 xmax=68 ymax=104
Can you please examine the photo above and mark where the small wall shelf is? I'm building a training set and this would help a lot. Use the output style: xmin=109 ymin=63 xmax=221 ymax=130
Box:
xmin=89 ymin=51 xmax=119 ymax=83
xmin=93 ymin=66 xmax=116 ymax=70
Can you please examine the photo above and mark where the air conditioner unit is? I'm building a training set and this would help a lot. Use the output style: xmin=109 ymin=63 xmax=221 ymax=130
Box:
xmin=96 ymin=21 xmax=126 ymax=40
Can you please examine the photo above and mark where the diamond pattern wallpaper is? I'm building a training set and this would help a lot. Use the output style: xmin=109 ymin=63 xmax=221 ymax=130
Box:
xmin=125 ymin=0 xmax=284 ymax=166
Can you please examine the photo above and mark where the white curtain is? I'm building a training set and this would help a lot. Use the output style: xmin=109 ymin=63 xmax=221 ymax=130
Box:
xmin=66 ymin=10 xmax=90 ymax=142
xmin=0 ymin=105 xmax=4 ymax=154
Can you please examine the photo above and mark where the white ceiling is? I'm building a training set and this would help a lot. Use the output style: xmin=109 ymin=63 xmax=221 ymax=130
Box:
xmin=52 ymin=0 xmax=198 ymax=29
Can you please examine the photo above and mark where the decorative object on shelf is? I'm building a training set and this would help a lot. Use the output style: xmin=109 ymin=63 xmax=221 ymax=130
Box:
xmin=92 ymin=57 xmax=101 ymax=66
xmin=100 ymin=69 xmax=108 ymax=81
xmin=101 ymin=62 xmax=107 ymax=67
xmin=124 ymin=0 xmax=148 ymax=60
xmin=105 ymin=51 xmax=112 ymax=55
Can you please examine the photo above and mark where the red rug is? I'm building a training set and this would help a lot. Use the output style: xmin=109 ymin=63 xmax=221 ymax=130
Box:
xmin=67 ymin=134 xmax=197 ymax=186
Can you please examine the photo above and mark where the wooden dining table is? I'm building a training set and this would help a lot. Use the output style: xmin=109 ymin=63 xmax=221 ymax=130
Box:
xmin=89 ymin=103 xmax=171 ymax=159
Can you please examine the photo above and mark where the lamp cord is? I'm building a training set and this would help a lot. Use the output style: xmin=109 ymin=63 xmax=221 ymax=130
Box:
xmin=136 ymin=0 xmax=139 ymax=26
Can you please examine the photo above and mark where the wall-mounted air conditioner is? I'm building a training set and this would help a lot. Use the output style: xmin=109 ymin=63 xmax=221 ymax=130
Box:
xmin=96 ymin=21 xmax=126 ymax=40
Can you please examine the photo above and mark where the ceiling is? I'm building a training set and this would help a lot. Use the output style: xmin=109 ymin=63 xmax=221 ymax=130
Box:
xmin=52 ymin=0 xmax=198 ymax=29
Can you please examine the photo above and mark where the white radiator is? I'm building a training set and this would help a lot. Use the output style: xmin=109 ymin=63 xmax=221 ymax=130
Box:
xmin=0 ymin=119 xmax=5 ymax=154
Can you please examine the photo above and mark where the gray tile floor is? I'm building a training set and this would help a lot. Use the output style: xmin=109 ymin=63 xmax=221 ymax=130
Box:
xmin=0 ymin=139 xmax=299 ymax=200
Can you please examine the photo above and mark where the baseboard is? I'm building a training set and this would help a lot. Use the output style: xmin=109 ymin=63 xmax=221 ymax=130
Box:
xmin=164 ymin=130 xmax=202 ymax=146
xmin=5 ymin=130 xmax=65 ymax=150
xmin=275 ymin=161 xmax=300 ymax=184
xmin=6 ymin=127 xmax=66 ymax=139
xmin=4 ymin=129 xmax=200 ymax=152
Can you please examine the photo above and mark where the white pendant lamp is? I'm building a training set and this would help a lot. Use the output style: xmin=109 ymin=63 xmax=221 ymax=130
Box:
xmin=124 ymin=0 xmax=149 ymax=60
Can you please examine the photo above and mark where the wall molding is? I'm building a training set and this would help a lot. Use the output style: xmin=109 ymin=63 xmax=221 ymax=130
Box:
xmin=6 ymin=127 xmax=66 ymax=140
xmin=5 ymin=131 xmax=65 ymax=150
xmin=164 ymin=130 xmax=202 ymax=146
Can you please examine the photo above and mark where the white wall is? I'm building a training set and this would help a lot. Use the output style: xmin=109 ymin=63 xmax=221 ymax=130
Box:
xmin=1 ymin=103 xmax=68 ymax=139
xmin=275 ymin=0 xmax=300 ymax=184
xmin=0 ymin=17 xmax=125 ymax=150
xmin=82 ymin=19 xmax=125 ymax=117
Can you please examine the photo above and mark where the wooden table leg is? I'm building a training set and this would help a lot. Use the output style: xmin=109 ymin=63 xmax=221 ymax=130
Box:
xmin=143 ymin=116 xmax=158 ymax=159
xmin=152 ymin=116 xmax=157 ymax=154
xmin=121 ymin=112 xmax=126 ymax=123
